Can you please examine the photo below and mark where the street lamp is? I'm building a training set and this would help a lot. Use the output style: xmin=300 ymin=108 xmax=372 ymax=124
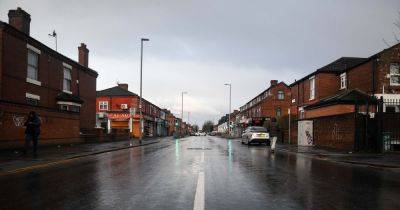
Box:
xmin=139 ymin=38 xmax=150 ymax=143
xmin=181 ymin=91 xmax=188 ymax=137
xmin=224 ymin=83 xmax=232 ymax=135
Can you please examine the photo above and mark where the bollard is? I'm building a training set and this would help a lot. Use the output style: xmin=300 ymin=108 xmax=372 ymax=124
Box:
xmin=271 ymin=136 xmax=277 ymax=153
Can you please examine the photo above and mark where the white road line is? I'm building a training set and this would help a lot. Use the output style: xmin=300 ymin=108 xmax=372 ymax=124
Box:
xmin=194 ymin=171 xmax=205 ymax=210
xmin=201 ymin=151 xmax=205 ymax=163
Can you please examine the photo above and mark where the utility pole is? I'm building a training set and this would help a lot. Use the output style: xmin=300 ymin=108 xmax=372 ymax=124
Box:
xmin=139 ymin=38 xmax=149 ymax=143
xmin=181 ymin=91 xmax=187 ymax=137
xmin=224 ymin=83 xmax=232 ymax=135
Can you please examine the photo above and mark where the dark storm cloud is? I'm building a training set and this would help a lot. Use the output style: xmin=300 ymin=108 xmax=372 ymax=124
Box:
xmin=1 ymin=0 xmax=399 ymax=125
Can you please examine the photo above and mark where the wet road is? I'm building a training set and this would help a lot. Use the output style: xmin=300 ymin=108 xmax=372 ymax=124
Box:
xmin=0 ymin=136 xmax=400 ymax=210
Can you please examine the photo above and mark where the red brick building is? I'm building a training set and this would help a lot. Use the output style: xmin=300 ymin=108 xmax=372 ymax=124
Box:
xmin=0 ymin=8 xmax=98 ymax=148
xmin=236 ymin=80 xmax=291 ymax=139
xmin=290 ymin=43 xmax=400 ymax=151
xmin=96 ymin=84 xmax=171 ymax=138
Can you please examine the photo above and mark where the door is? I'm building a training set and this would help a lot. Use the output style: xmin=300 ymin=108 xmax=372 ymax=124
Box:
xmin=298 ymin=120 xmax=313 ymax=146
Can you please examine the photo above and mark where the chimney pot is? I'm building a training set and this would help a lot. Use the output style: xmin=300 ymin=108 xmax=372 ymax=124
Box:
xmin=270 ymin=80 xmax=278 ymax=87
xmin=8 ymin=7 xmax=31 ymax=35
xmin=118 ymin=83 xmax=128 ymax=90
xmin=78 ymin=43 xmax=89 ymax=67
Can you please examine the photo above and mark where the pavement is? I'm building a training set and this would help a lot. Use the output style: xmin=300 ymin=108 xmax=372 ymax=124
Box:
xmin=276 ymin=144 xmax=400 ymax=169
xmin=0 ymin=137 xmax=168 ymax=175
xmin=0 ymin=136 xmax=400 ymax=210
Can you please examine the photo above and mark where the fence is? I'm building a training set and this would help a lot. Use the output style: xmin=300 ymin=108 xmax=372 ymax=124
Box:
xmin=377 ymin=98 xmax=400 ymax=152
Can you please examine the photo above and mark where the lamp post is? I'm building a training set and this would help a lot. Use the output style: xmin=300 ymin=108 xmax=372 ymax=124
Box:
xmin=224 ymin=83 xmax=232 ymax=135
xmin=181 ymin=91 xmax=188 ymax=137
xmin=139 ymin=38 xmax=149 ymax=143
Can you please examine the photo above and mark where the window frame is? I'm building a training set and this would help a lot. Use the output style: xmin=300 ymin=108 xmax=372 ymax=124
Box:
xmin=277 ymin=90 xmax=285 ymax=100
xmin=27 ymin=49 xmax=39 ymax=82
xmin=340 ymin=73 xmax=347 ymax=89
xmin=99 ymin=101 xmax=109 ymax=110
xmin=63 ymin=63 xmax=72 ymax=93
xmin=309 ymin=76 xmax=315 ymax=100
xmin=389 ymin=63 xmax=400 ymax=86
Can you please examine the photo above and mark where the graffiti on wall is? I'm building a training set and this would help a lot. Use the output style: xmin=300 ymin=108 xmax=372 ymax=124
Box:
xmin=13 ymin=115 xmax=26 ymax=127
xmin=331 ymin=123 xmax=344 ymax=142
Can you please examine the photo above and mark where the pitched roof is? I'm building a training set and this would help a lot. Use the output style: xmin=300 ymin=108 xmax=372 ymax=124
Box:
xmin=305 ymin=89 xmax=377 ymax=110
xmin=290 ymin=57 xmax=367 ymax=87
xmin=316 ymin=57 xmax=369 ymax=73
xmin=97 ymin=86 xmax=138 ymax=97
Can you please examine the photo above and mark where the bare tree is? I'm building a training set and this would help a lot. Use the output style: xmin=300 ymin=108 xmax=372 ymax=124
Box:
xmin=383 ymin=11 xmax=400 ymax=47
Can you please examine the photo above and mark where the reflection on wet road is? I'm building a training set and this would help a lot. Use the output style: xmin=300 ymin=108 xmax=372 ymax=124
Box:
xmin=0 ymin=136 xmax=399 ymax=210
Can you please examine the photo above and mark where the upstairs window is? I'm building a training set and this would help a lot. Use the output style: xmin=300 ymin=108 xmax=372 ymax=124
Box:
xmin=27 ymin=49 xmax=39 ymax=81
xmin=390 ymin=64 xmax=400 ymax=86
xmin=340 ymin=73 xmax=347 ymax=89
xmin=276 ymin=107 xmax=281 ymax=117
xmin=99 ymin=101 xmax=109 ymax=110
xmin=277 ymin=90 xmax=285 ymax=100
xmin=309 ymin=76 xmax=315 ymax=100
xmin=63 ymin=65 xmax=72 ymax=92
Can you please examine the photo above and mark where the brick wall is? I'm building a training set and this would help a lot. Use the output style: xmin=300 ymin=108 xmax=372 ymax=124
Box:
xmin=375 ymin=43 xmax=400 ymax=94
xmin=313 ymin=113 xmax=355 ymax=151
xmin=347 ymin=61 xmax=374 ymax=94
xmin=306 ymin=104 xmax=355 ymax=119
xmin=0 ymin=101 xmax=82 ymax=149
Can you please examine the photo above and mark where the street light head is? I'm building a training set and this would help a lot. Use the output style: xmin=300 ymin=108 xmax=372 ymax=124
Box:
xmin=224 ymin=83 xmax=231 ymax=86
xmin=141 ymin=38 xmax=150 ymax=41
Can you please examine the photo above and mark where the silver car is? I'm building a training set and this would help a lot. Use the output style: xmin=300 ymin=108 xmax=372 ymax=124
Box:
xmin=241 ymin=126 xmax=270 ymax=145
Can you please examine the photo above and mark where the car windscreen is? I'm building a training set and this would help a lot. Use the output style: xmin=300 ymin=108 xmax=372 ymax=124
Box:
xmin=249 ymin=127 xmax=268 ymax=132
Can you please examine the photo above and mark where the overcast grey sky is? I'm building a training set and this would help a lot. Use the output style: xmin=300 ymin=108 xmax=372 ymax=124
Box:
xmin=1 ymin=0 xmax=399 ymax=126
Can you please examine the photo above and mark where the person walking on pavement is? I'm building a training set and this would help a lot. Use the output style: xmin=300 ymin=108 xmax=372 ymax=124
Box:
xmin=23 ymin=111 xmax=41 ymax=158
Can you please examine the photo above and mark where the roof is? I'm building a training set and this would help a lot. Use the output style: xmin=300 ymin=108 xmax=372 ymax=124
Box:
xmin=290 ymin=57 xmax=368 ymax=87
xmin=0 ymin=21 xmax=98 ymax=77
xmin=56 ymin=92 xmax=84 ymax=104
xmin=97 ymin=86 xmax=138 ymax=97
xmin=305 ymin=89 xmax=377 ymax=110
xmin=241 ymin=81 xmax=289 ymax=110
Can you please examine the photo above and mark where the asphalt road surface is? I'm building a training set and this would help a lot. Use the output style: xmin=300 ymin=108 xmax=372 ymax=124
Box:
xmin=0 ymin=136 xmax=399 ymax=210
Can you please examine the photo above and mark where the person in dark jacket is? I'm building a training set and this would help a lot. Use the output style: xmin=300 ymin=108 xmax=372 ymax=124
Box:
xmin=23 ymin=111 xmax=41 ymax=157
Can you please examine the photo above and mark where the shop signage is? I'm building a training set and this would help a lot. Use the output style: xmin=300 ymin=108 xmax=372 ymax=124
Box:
xmin=107 ymin=113 xmax=131 ymax=120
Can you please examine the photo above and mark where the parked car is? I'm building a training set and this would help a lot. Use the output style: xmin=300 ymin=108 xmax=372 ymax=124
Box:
xmin=241 ymin=126 xmax=270 ymax=145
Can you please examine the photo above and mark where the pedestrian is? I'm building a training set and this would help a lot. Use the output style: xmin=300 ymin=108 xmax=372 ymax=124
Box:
xmin=268 ymin=118 xmax=278 ymax=152
xmin=23 ymin=111 xmax=41 ymax=158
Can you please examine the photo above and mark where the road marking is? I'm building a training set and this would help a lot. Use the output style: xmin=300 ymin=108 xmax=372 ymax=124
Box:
xmin=194 ymin=171 xmax=205 ymax=210
xmin=201 ymin=151 xmax=205 ymax=163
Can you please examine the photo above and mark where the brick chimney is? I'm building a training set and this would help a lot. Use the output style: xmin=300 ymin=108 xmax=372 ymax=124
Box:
xmin=8 ymin=7 xmax=31 ymax=35
xmin=78 ymin=43 xmax=89 ymax=67
xmin=118 ymin=83 xmax=128 ymax=90
xmin=270 ymin=80 xmax=278 ymax=87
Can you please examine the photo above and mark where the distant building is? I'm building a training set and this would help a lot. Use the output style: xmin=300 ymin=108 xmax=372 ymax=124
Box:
xmin=96 ymin=84 xmax=170 ymax=138
xmin=0 ymin=8 xmax=98 ymax=148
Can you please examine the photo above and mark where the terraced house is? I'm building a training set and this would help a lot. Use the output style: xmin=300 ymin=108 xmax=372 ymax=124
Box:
xmin=234 ymin=80 xmax=291 ymax=140
xmin=290 ymin=43 xmax=400 ymax=152
xmin=0 ymin=8 xmax=98 ymax=148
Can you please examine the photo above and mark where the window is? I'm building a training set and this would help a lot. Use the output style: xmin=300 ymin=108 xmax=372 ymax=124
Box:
xmin=27 ymin=49 xmax=39 ymax=81
xmin=309 ymin=76 xmax=315 ymax=100
xmin=63 ymin=66 xmax=72 ymax=92
xmin=26 ymin=93 xmax=40 ymax=106
xmin=99 ymin=101 xmax=109 ymax=110
xmin=70 ymin=106 xmax=80 ymax=113
xmin=299 ymin=107 xmax=305 ymax=119
xmin=277 ymin=90 xmax=285 ymax=100
xmin=60 ymin=104 xmax=68 ymax=111
xmin=276 ymin=107 xmax=281 ymax=117
xmin=340 ymin=73 xmax=347 ymax=89
xmin=390 ymin=64 xmax=400 ymax=86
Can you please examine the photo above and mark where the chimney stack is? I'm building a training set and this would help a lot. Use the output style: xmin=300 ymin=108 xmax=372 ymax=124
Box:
xmin=8 ymin=7 xmax=31 ymax=35
xmin=78 ymin=43 xmax=89 ymax=67
xmin=270 ymin=80 xmax=278 ymax=87
xmin=118 ymin=83 xmax=128 ymax=90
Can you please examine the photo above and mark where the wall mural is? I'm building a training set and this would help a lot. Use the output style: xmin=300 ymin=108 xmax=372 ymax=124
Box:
xmin=12 ymin=115 xmax=25 ymax=127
